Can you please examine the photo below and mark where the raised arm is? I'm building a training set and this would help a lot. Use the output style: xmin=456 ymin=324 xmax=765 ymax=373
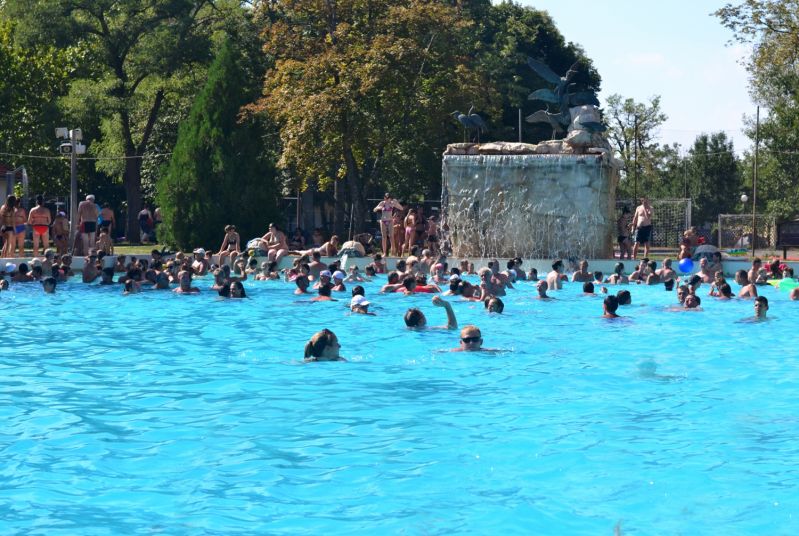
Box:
xmin=432 ymin=295 xmax=458 ymax=329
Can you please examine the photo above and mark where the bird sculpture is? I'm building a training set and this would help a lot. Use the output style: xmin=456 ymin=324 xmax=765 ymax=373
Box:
xmin=451 ymin=107 xmax=488 ymax=143
xmin=525 ymin=57 xmax=604 ymax=136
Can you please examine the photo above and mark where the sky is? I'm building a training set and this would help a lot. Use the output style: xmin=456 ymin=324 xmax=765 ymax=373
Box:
xmin=519 ymin=0 xmax=756 ymax=154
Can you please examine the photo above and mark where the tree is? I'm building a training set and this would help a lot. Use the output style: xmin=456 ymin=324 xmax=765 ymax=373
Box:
xmin=716 ymin=1 xmax=799 ymax=219
xmin=478 ymin=2 xmax=601 ymax=143
xmin=157 ymin=39 xmax=280 ymax=250
xmin=605 ymin=94 xmax=668 ymax=199
xmin=4 ymin=0 xmax=221 ymax=241
xmin=685 ymin=132 xmax=741 ymax=226
xmin=0 ymin=19 xmax=72 ymax=197
xmin=252 ymin=0 xmax=493 ymax=235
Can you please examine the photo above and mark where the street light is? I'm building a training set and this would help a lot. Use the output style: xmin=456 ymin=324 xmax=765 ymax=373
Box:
xmin=740 ymin=194 xmax=749 ymax=204
xmin=55 ymin=127 xmax=86 ymax=252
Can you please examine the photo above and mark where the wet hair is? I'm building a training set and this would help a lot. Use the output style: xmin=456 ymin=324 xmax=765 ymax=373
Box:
xmin=395 ymin=260 xmax=407 ymax=272
xmin=295 ymin=275 xmax=309 ymax=289
xmin=450 ymin=267 xmax=461 ymax=276
xmin=736 ymin=269 xmax=748 ymax=282
xmin=42 ymin=276 xmax=57 ymax=288
xmin=648 ymin=261 xmax=657 ymax=272
xmin=402 ymin=275 xmax=416 ymax=290
xmin=719 ymin=283 xmax=733 ymax=298
xmin=387 ymin=272 xmax=400 ymax=284
xmin=614 ymin=262 xmax=624 ymax=275
xmin=404 ymin=308 xmax=425 ymax=327
xmin=604 ymin=295 xmax=619 ymax=314
xmin=664 ymin=279 xmax=675 ymax=291
xmin=484 ymin=297 xmax=504 ymax=313
xmin=304 ymin=329 xmax=337 ymax=359
xmin=593 ymin=271 xmax=603 ymax=281
xmin=552 ymin=259 xmax=563 ymax=271
xmin=688 ymin=275 xmax=701 ymax=287
xmin=365 ymin=265 xmax=376 ymax=276
xmin=318 ymin=284 xmax=332 ymax=297
xmin=449 ymin=280 xmax=461 ymax=294
xmin=583 ymin=282 xmax=595 ymax=293
xmin=755 ymin=295 xmax=768 ymax=307
xmin=218 ymin=284 xmax=231 ymax=297
xmin=230 ymin=281 xmax=246 ymax=297
xmin=351 ymin=285 xmax=365 ymax=297
xmin=616 ymin=289 xmax=632 ymax=305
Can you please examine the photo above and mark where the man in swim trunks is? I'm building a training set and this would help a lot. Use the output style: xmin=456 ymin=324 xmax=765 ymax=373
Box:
xmin=28 ymin=195 xmax=52 ymax=256
xmin=631 ymin=197 xmax=653 ymax=259
xmin=77 ymin=194 xmax=99 ymax=255
xmin=52 ymin=211 xmax=69 ymax=256
xmin=373 ymin=193 xmax=404 ymax=256
xmin=546 ymin=259 xmax=565 ymax=290
xmin=571 ymin=260 xmax=592 ymax=282
xmin=754 ymin=296 xmax=768 ymax=319
xmin=99 ymin=203 xmax=116 ymax=238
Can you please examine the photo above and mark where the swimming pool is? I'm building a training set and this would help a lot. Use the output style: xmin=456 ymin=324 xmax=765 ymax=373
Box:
xmin=2 ymin=274 xmax=798 ymax=534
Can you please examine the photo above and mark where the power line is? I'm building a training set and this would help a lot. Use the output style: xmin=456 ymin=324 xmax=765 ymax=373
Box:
xmin=0 ymin=151 xmax=172 ymax=161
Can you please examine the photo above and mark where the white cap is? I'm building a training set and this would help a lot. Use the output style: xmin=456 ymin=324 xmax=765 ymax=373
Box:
xmin=4 ymin=262 xmax=16 ymax=273
xmin=193 ymin=248 xmax=206 ymax=255
xmin=30 ymin=258 xmax=43 ymax=267
xmin=351 ymin=295 xmax=370 ymax=309
xmin=320 ymin=270 xmax=332 ymax=278
xmin=86 ymin=194 xmax=95 ymax=201
xmin=333 ymin=270 xmax=346 ymax=280
xmin=449 ymin=274 xmax=460 ymax=282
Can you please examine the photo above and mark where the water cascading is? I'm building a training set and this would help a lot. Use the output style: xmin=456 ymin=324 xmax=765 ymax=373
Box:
xmin=441 ymin=149 xmax=620 ymax=259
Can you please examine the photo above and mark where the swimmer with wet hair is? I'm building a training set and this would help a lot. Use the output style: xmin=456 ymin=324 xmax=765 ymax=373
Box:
xmin=616 ymin=289 xmax=631 ymax=305
xmin=535 ymin=280 xmax=553 ymax=300
xmin=484 ymin=296 xmax=504 ymax=313
xmin=404 ymin=296 xmax=457 ymax=329
xmin=41 ymin=276 xmax=57 ymax=294
xmin=582 ymin=282 xmax=595 ymax=295
xmin=303 ymin=329 xmax=345 ymax=362
xmin=684 ymin=294 xmax=701 ymax=309
xmin=602 ymin=295 xmax=620 ymax=318
xmin=754 ymin=296 xmax=768 ymax=319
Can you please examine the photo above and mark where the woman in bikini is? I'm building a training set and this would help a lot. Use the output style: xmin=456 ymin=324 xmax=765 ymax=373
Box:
xmin=13 ymin=202 xmax=27 ymax=257
xmin=403 ymin=209 xmax=417 ymax=256
xmin=0 ymin=195 xmax=17 ymax=258
xmin=28 ymin=195 xmax=52 ymax=256
xmin=392 ymin=212 xmax=404 ymax=257
xmin=217 ymin=224 xmax=241 ymax=265
xmin=373 ymin=193 xmax=403 ymax=256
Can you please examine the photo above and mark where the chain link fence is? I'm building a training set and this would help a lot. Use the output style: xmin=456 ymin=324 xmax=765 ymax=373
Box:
xmin=717 ymin=214 xmax=777 ymax=250
xmin=615 ymin=198 xmax=692 ymax=248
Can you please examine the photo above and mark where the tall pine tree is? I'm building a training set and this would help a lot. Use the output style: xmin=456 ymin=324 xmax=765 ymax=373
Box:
xmin=157 ymin=38 xmax=280 ymax=250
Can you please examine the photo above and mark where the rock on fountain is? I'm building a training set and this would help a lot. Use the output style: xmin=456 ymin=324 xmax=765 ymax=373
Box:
xmin=441 ymin=106 xmax=622 ymax=259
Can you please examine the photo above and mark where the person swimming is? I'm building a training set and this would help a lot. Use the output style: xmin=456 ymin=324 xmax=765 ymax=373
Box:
xmin=303 ymin=329 xmax=346 ymax=362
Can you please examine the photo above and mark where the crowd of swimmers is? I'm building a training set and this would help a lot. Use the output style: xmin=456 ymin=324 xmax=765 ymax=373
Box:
xmin=1 ymin=235 xmax=789 ymax=363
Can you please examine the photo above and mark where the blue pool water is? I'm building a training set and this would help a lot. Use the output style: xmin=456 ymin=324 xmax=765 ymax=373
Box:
xmin=2 ymin=273 xmax=798 ymax=535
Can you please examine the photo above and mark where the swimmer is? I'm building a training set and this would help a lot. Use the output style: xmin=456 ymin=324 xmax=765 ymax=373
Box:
xmin=173 ymin=270 xmax=200 ymax=294
xmin=294 ymin=275 xmax=310 ymax=294
xmin=311 ymin=283 xmax=336 ymax=302
xmin=404 ymin=295 xmax=457 ymax=329
xmin=602 ymin=295 xmax=620 ymax=318
xmin=41 ymin=276 xmax=57 ymax=294
xmin=582 ymin=281 xmax=596 ymax=295
xmin=616 ymin=289 xmax=631 ymax=305
xmin=331 ymin=271 xmax=346 ymax=291
xmin=303 ymin=329 xmax=346 ymax=362
xmin=451 ymin=324 xmax=499 ymax=352
xmin=527 ymin=267 xmax=539 ymax=281
xmin=754 ymin=295 xmax=768 ymax=320
xmin=344 ymin=265 xmax=366 ymax=283
xmin=684 ymin=294 xmax=701 ymax=309
xmin=484 ymin=296 xmax=504 ymax=313
xmin=606 ymin=262 xmax=628 ymax=285
xmin=350 ymin=295 xmax=375 ymax=315
xmin=735 ymin=270 xmax=758 ymax=298
xmin=571 ymin=260 xmax=591 ymax=283
xmin=123 ymin=279 xmax=141 ymax=295
xmin=535 ymin=280 xmax=553 ymax=300
xmin=546 ymin=259 xmax=564 ymax=290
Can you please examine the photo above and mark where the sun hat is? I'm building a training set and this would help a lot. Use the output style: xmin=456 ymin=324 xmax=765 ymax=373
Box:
xmin=350 ymin=295 xmax=370 ymax=309
xmin=193 ymin=248 xmax=206 ymax=255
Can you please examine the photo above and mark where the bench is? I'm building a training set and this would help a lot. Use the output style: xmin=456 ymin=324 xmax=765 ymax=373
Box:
xmin=777 ymin=221 xmax=799 ymax=259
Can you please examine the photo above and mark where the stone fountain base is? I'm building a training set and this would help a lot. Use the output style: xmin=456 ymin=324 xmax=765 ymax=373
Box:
xmin=442 ymin=144 xmax=621 ymax=259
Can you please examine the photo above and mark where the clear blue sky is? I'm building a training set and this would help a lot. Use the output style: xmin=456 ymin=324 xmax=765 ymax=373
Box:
xmin=518 ymin=0 xmax=755 ymax=153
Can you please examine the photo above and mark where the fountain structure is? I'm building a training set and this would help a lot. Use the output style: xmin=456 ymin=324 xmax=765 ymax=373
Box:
xmin=442 ymin=60 xmax=622 ymax=260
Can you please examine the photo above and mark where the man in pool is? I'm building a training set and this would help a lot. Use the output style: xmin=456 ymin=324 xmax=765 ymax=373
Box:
xmin=535 ymin=280 xmax=553 ymax=300
xmin=602 ymin=295 xmax=620 ymax=318
xmin=304 ymin=329 xmax=346 ymax=362
xmin=735 ymin=270 xmax=758 ymax=299
xmin=546 ymin=259 xmax=565 ymax=290
xmin=748 ymin=258 xmax=762 ymax=287
xmin=754 ymin=296 xmax=768 ymax=320
xmin=451 ymin=325 xmax=499 ymax=352
xmin=404 ymin=296 xmax=457 ymax=329
xmin=571 ymin=260 xmax=592 ymax=282
xmin=173 ymin=270 xmax=200 ymax=294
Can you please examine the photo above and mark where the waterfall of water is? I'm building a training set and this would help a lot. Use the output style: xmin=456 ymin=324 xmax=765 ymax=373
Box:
xmin=441 ymin=153 xmax=619 ymax=259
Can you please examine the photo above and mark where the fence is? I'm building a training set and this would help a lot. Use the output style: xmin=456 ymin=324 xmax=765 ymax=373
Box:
xmin=717 ymin=214 xmax=777 ymax=250
xmin=615 ymin=198 xmax=692 ymax=248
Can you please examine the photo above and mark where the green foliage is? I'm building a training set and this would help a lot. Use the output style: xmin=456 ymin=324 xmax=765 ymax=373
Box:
xmin=478 ymin=1 xmax=602 ymax=142
xmin=685 ymin=132 xmax=741 ymax=225
xmin=605 ymin=94 xmax=668 ymax=198
xmin=158 ymin=39 xmax=280 ymax=250
xmin=716 ymin=1 xmax=799 ymax=220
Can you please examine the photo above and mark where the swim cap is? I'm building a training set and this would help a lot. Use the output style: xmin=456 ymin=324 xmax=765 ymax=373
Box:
xmin=4 ymin=263 xmax=16 ymax=273
xmin=333 ymin=270 xmax=345 ymax=280
xmin=320 ymin=270 xmax=332 ymax=278
xmin=350 ymin=295 xmax=370 ymax=309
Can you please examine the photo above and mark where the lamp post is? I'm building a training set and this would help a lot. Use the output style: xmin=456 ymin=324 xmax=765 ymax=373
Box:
xmin=55 ymin=127 xmax=85 ymax=252
xmin=740 ymin=194 xmax=749 ymax=254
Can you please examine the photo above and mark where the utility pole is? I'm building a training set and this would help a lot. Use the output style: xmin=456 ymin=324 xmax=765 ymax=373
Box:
xmin=55 ymin=127 xmax=85 ymax=252
xmin=633 ymin=114 xmax=639 ymax=202
xmin=752 ymin=106 xmax=760 ymax=258
xmin=518 ymin=108 xmax=522 ymax=143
